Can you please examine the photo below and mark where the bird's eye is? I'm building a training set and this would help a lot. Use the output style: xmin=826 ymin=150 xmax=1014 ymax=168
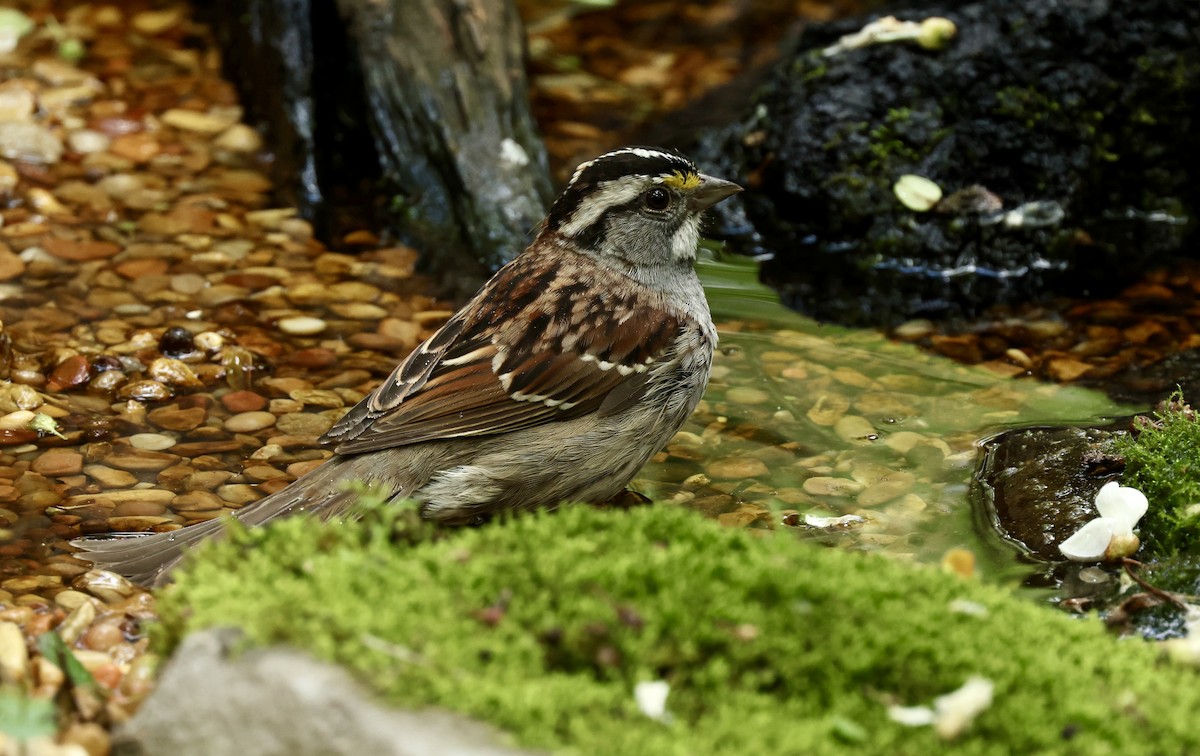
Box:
xmin=643 ymin=187 xmax=671 ymax=211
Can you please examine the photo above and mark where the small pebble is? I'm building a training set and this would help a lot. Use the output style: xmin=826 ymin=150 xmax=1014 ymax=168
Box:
xmin=52 ymin=590 xmax=92 ymax=611
xmin=67 ymin=129 xmax=111 ymax=154
xmin=128 ymin=433 xmax=176 ymax=451
xmin=221 ymin=390 xmax=268 ymax=413
xmin=274 ymin=413 xmax=333 ymax=436
xmin=31 ymin=451 xmax=84 ymax=476
xmin=724 ymin=386 xmax=771 ymax=405
xmin=278 ymin=316 xmax=328 ymax=336
xmin=224 ymin=411 xmax=277 ymax=433
xmin=833 ymin=415 xmax=878 ymax=444
xmin=802 ymin=477 xmax=866 ymax=497
xmin=706 ymin=456 xmax=770 ymax=480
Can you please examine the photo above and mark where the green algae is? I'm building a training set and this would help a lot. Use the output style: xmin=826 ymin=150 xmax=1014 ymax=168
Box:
xmin=157 ymin=501 xmax=1200 ymax=755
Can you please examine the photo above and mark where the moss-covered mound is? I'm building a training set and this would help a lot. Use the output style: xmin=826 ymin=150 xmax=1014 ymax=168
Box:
xmin=1116 ymin=394 xmax=1200 ymax=555
xmin=157 ymin=503 xmax=1200 ymax=754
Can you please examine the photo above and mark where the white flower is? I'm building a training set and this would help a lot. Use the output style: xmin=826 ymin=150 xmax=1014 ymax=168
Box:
xmin=634 ymin=680 xmax=671 ymax=723
xmin=888 ymin=705 xmax=935 ymax=727
xmin=932 ymin=676 xmax=994 ymax=739
xmin=1058 ymin=482 xmax=1148 ymax=562
xmin=887 ymin=677 xmax=994 ymax=739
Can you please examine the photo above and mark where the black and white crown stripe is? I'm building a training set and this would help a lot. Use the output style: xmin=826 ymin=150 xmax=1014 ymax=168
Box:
xmin=567 ymin=147 xmax=693 ymax=186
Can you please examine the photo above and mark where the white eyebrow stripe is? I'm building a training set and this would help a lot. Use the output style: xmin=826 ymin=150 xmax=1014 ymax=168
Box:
xmin=557 ymin=180 xmax=643 ymax=238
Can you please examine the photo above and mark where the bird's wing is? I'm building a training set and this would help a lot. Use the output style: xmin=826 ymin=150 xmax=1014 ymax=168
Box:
xmin=321 ymin=251 xmax=688 ymax=454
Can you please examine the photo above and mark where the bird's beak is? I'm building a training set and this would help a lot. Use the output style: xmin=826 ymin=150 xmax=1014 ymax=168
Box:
xmin=689 ymin=174 xmax=743 ymax=212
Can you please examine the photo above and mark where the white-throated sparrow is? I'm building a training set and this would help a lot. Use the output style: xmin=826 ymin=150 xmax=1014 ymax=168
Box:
xmin=77 ymin=147 xmax=742 ymax=585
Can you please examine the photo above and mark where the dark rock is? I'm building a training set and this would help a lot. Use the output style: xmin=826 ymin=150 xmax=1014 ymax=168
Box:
xmin=689 ymin=0 xmax=1200 ymax=326
xmin=976 ymin=423 xmax=1128 ymax=561
xmin=158 ymin=327 xmax=196 ymax=358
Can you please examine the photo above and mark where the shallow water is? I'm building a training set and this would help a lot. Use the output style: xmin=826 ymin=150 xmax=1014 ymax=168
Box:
xmin=632 ymin=253 xmax=1143 ymax=586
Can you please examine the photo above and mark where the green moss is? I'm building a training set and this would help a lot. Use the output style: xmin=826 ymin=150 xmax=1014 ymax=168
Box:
xmin=992 ymin=86 xmax=1063 ymax=128
xmin=1115 ymin=392 xmax=1200 ymax=555
xmin=157 ymin=502 xmax=1200 ymax=754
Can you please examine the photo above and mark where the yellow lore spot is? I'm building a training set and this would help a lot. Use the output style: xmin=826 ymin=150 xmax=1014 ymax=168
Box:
xmin=662 ymin=170 xmax=702 ymax=190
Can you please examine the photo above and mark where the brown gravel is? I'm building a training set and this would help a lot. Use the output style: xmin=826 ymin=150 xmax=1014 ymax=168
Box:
xmin=521 ymin=0 xmax=866 ymax=179
xmin=0 ymin=2 xmax=451 ymax=747
xmin=892 ymin=263 xmax=1200 ymax=392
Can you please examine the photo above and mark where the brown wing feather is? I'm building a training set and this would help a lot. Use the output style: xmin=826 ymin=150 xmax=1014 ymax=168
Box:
xmin=322 ymin=247 xmax=690 ymax=455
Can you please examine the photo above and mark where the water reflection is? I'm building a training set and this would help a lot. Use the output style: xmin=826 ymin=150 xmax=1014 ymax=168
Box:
xmin=632 ymin=253 xmax=1140 ymax=585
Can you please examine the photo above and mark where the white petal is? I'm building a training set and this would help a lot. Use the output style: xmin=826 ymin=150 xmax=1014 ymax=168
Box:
xmin=804 ymin=513 xmax=866 ymax=528
xmin=634 ymin=680 xmax=671 ymax=722
xmin=894 ymin=174 xmax=943 ymax=211
xmin=1058 ymin=518 xmax=1121 ymax=562
xmin=932 ymin=676 xmax=994 ymax=739
xmin=948 ymin=599 xmax=988 ymax=617
xmin=1094 ymin=482 xmax=1148 ymax=529
xmin=887 ymin=705 xmax=935 ymax=727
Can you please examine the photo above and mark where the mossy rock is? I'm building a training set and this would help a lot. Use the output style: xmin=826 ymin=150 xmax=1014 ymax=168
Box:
xmin=1116 ymin=394 xmax=1200 ymax=555
xmin=157 ymin=502 xmax=1200 ymax=754
xmin=690 ymin=0 xmax=1200 ymax=326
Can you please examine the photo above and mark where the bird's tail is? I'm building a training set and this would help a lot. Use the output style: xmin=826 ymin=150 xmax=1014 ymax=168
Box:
xmin=72 ymin=455 xmax=380 ymax=587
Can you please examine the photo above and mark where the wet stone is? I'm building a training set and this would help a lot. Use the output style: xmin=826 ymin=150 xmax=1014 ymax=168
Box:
xmin=109 ymin=515 xmax=177 ymax=532
xmin=977 ymin=425 xmax=1121 ymax=560
xmin=147 ymin=405 xmax=207 ymax=432
xmin=856 ymin=472 xmax=917 ymax=507
xmin=171 ymin=440 xmax=244 ymax=456
xmin=289 ymin=389 xmax=344 ymax=409
xmin=287 ymin=348 xmax=338 ymax=369
xmin=807 ymin=394 xmax=850 ymax=426
xmin=46 ymin=355 xmax=91 ymax=391
xmin=241 ymin=465 xmax=289 ymax=482
xmin=217 ymin=484 xmax=262 ymax=505
xmin=2 ymin=574 xmax=62 ymax=593
xmin=329 ymin=302 xmax=388 ymax=320
xmin=224 ymin=411 xmax=276 ymax=433
xmin=82 ymin=617 xmax=125 ymax=652
xmin=221 ymin=390 xmax=268 ymax=413
xmin=724 ymin=386 xmax=771 ymax=405
xmin=148 ymin=358 xmax=202 ymax=388
xmin=274 ymin=413 xmax=333 ymax=437
xmin=52 ymin=590 xmax=92 ymax=611
xmin=83 ymin=465 xmax=137 ymax=489
xmin=1046 ymin=357 xmax=1093 ymax=382
xmin=171 ymin=491 xmax=224 ymax=512
xmin=833 ymin=416 xmax=878 ymax=444
xmin=266 ymin=401 xmax=300 ymax=418
xmin=128 ymin=433 xmax=176 ymax=451
xmin=102 ymin=450 xmax=180 ymax=472
xmin=117 ymin=380 xmax=173 ymax=402
xmin=112 ymin=500 xmax=168 ymax=517
xmin=183 ymin=471 xmax=235 ymax=490
xmin=277 ymin=316 xmax=327 ymax=336
xmin=0 ymin=121 xmax=63 ymax=164
xmin=705 ymin=456 xmax=770 ymax=480
xmin=287 ymin=459 xmax=324 ymax=478
xmin=31 ymin=450 xmax=84 ymax=476
xmin=854 ymin=392 xmax=919 ymax=420
xmin=802 ymin=477 xmax=866 ymax=497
